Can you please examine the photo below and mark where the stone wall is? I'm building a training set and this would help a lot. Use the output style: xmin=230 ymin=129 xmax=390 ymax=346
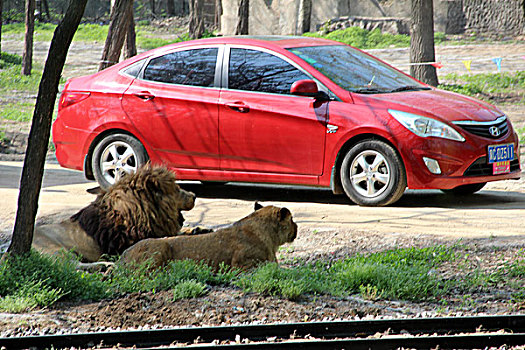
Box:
xmin=219 ymin=0 xmax=524 ymax=36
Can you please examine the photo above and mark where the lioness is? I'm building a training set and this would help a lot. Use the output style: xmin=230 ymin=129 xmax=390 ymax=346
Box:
xmin=32 ymin=164 xmax=196 ymax=262
xmin=121 ymin=202 xmax=298 ymax=270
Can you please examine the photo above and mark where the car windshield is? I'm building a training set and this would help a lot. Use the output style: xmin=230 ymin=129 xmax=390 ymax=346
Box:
xmin=288 ymin=45 xmax=429 ymax=94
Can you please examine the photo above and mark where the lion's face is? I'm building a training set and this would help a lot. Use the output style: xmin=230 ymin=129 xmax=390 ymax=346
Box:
xmin=253 ymin=203 xmax=297 ymax=245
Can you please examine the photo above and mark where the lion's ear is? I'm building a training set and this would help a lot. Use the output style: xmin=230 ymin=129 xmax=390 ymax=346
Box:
xmin=87 ymin=186 xmax=105 ymax=195
xmin=278 ymin=207 xmax=291 ymax=221
xmin=254 ymin=202 xmax=263 ymax=211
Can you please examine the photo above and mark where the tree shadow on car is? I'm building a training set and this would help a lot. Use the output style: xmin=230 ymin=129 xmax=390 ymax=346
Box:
xmin=179 ymin=182 xmax=525 ymax=210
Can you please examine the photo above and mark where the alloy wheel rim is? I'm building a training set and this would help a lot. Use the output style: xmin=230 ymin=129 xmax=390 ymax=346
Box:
xmin=349 ymin=150 xmax=391 ymax=198
xmin=100 ymin=141 xmax=138 ymax=185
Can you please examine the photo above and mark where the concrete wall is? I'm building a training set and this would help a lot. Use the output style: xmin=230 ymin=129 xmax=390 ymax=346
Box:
xmin=219 ymin=0 xmax=524 ymax=36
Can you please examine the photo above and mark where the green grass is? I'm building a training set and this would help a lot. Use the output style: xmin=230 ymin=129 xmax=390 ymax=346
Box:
xmin=0 ymin=102 xmax=35 ymax=122
xmin=303 ymin=27 xmax=449 ymax=50
xmin=1 ymin=22 xmax=215 ymax=50
xmin=0 ymin=251 xmax=110 ymax=312
xmin=439 ymin=71 xmax=525 ymax=103
xmin=0 ymin=244 xmax=522 ymax=313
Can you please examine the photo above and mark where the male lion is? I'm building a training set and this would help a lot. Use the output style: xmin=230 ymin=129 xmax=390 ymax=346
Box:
xmin=32 ymin=164 xmax=196 ymax=262
xmin=121 ymin=202 xmax=298 ymax=270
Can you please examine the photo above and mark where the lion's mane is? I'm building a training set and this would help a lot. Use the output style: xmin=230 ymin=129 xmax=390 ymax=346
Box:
xmin=71 ymin=165 xmax=194 ymax=255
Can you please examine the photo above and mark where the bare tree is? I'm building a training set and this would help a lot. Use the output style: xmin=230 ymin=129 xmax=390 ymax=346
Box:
xmin=123 ymin=1 xmax=137 ymax=59
xmin=21 ymin=0 xmax=35 ymax=76
xmin=235 ymin=0 xmax=248 ymax=35
xmin=99 ymin=0 xmax=133 ymax=71
xmin=0 ymin=0 xmax=3 ymax=53
xmin=188 ymin=0 xmax=204 ymax=39
xmin=409 ymin=0 xmax=438 ymax=86
xmin=8 ymin=0 xmax=88 ymax=256
xmin=166 ymin=0 xmax=175 ymax=16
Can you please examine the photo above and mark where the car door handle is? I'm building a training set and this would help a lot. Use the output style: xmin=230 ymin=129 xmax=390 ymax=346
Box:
xmin=133 ymin=91 xmax=155 ymax=101
xmin=225 ymin=102 xmax=250 ymax=113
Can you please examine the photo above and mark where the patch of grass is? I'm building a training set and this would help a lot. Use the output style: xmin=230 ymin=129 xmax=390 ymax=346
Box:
xmin=0 ymin=65 xmax=42 ymax=93
xmin=0 ymin=102 xmax=35 ymax=122
xmin=304 ymin=27 xmax=410 ymax=49
xmin=108 ymin=259 xmax=238 ymax=295
xmin=172 ymin=280 xmax=207 ymax=301
xmin=238 ymin=246 xmax=457 ymax=301
xmin=2 ymin=245 xmax=523 ymax=312
xmin=516 ymin=127 xmax=525 ymax=144
xmin=0 ymin=251 xmax=110 ymax=312
xmin=439 ymin=71 xmax=525 ymax=102
xmin=0 ymin=52 xmax=23 ymax=68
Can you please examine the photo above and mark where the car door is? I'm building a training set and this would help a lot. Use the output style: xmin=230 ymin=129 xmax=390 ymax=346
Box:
xmin=219 ymin=47 xmax=328 ymax=176
xmin=122 ymin=47 xmax=221 ymax=170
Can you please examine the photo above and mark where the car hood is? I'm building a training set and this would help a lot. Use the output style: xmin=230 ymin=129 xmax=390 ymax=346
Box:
xmin=351 ymin=88 xmax=503 ymax=123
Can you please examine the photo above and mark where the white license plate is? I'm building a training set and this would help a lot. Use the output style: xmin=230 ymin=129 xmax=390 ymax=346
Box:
xmin=488 ymin=143 xmax=514 ymax=164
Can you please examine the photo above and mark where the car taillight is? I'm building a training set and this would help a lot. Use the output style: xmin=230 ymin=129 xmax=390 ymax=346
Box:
xmin=58 ymin=91 xmax=90 ymax=110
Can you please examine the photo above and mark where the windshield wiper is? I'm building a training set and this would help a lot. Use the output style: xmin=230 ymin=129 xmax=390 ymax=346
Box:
xmin=389 ymin=86 xmax=432 ymax=93
xmin=352 ymin=87 xmax=387 ymax=94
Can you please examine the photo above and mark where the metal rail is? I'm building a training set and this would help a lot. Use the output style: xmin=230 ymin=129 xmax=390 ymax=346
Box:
xmin=1 ymin=314 xmax=524 ymax=349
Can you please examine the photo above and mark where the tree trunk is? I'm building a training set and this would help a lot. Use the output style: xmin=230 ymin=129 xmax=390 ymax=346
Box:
xmin=150 ymin=0 xmax=155 ymax=17
xmin=21 ymin=0 xmax=35 ymax=76
xmin=409 ymin=0 xmax=439 ymax=86
xmin=166 ymin=0 xmax=174 ymax=16
xmin=188 ymin=0 xmax=204 ymax=39
xmin=214 ymin=0 xmax=222 ymax=29
xmin=234 ymin=0 xmax=248 ymax=35
xmin=0 ymin=0 xmax=3 ymax=53
xmin=123 ymin=2 xmax=136 ymax=59
xmin=298 ymin=0 xmax=312 ymax=34
xmin=8 ymin=0 xmax=88 ymax=256
xmin=99 ymin=0 xmax=133 ymax=71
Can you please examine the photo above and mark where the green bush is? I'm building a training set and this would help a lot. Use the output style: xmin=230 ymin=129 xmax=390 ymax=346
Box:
xmin=0 ymin=251 xmax=109 ymax=312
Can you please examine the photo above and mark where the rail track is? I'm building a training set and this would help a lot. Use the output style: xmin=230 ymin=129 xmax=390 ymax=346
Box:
xmin=1 ymin=314 xmax=525 ymax=349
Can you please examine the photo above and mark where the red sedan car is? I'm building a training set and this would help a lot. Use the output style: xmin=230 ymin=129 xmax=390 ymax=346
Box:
xmin=53 ymin=36 xmax=521 ymax=206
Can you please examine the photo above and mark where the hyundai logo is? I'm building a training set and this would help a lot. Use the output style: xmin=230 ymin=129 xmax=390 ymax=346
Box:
xmin=489 ymin=126 xmax=501 ymax=137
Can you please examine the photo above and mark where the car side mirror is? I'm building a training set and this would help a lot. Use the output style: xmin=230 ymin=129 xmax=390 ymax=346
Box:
xmin=290 ymin=80 xmax=330 ymax=100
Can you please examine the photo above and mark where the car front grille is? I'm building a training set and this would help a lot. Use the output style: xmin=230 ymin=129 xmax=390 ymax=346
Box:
xmin=453 ymin=116 xmax=509 ymax=139
xmin=464 ymin=155 xmax=520 ymax=176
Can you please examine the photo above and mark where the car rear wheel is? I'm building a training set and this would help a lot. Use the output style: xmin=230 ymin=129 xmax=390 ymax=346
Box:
xmin=92 ymin=133 xmax=149 ymax=189
xmin=340 ymin=140 xmax=406 ymax=206
xmin=441 ymin=183 xmax=486 ymax=195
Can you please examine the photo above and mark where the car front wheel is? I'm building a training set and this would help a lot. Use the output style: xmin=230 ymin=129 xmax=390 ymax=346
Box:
xmin=340 ymin=140 xmax=406 ymax=206
xmin=92 ymin=133 xmax=149 ymax=189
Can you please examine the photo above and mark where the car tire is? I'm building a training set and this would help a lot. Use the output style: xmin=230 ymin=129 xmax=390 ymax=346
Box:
xmin=340 ymin=139 xmax=407 ymax=206
xmin=441 ymin=183 xmax=486 ymax=195
xmin=92 ymin=133 xmax=149 ymax=189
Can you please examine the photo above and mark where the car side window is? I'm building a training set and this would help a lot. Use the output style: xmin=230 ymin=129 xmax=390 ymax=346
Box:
xmin=143 ymin=48 xmax=218 ymax=87
xmin=228 ymin=48 xmax=310 ymax=95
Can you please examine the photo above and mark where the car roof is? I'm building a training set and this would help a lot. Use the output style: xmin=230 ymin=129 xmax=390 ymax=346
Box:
xmin=156 ymin=35 xmax=341 ymax=52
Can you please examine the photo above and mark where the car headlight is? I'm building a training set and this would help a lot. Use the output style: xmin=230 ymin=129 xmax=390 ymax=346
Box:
xmin=389 ymin=109 xmax=465 ymax=142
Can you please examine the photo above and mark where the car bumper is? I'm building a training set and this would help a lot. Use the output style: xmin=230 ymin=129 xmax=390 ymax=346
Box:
xmin=401 ymin=131 xmax=521 ymax=190
xmin=52 ymin=121 xmax=93 ymax=172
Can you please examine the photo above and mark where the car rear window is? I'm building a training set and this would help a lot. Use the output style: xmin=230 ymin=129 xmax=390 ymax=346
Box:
xmin=143 ymin=48 xmax=218 ymax=87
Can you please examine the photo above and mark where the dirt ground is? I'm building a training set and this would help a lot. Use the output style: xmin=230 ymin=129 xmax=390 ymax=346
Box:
xmin=0 ymin=38 xmax=524 ymax=336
